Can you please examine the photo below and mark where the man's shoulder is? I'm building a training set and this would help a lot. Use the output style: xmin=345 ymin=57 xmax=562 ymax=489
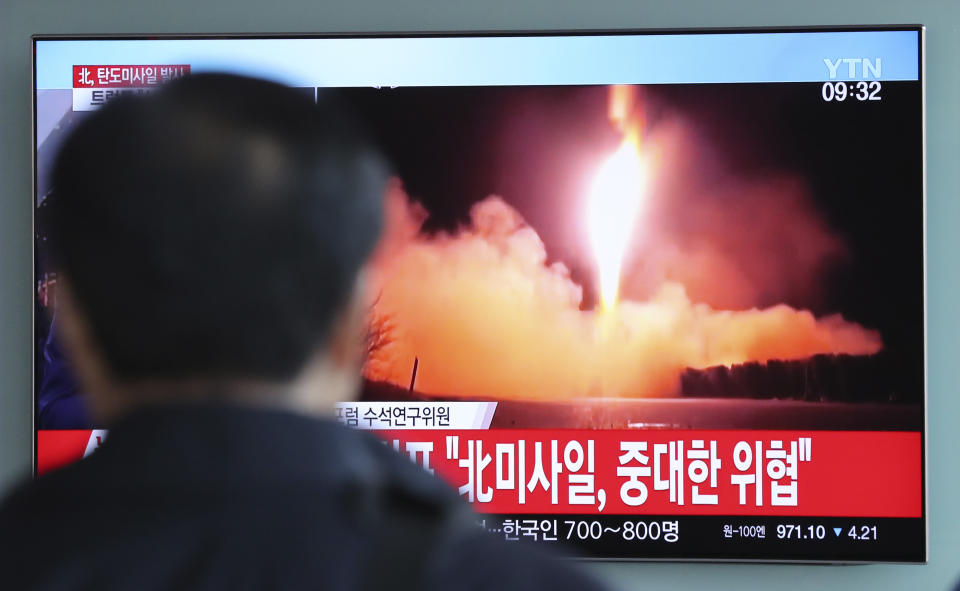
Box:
xmin=0 ymin=455 xmax=111 ymax=542
xmin=429 ymin=526 xmax=607 ymax=591
xmin=328 ymin=429 xmax=608 ymax=591
xmin=0 ymin=462 xmax=98 ymax=581
xmin=0 ymin=412 xmax=608 ymax=591
xmin=0 ymin=460 xmax=86 ymax=522
xmin=0 ymin=477 xmax=35 ymax=534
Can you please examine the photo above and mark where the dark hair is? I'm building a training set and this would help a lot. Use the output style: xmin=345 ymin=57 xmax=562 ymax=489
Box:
xmin=49 ymin=74 xmax=389 ymax=381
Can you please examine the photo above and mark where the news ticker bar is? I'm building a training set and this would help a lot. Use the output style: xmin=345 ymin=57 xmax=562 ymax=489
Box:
xmin=36 ymin=30 xmax=919 ymax=90
xmin=476 ymin=514 xmax=925 ymax=562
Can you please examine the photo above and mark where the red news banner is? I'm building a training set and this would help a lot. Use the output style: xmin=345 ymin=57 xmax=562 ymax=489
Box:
xmin=71 ymin=65 xmax=191 ymax=112
xmin=379 ymin=430 xmax=922 ymax=518
xmin=38 ymin=429 xmax=921 ymax=518
xmin=73 ymin=65 xmax=190 ymax=88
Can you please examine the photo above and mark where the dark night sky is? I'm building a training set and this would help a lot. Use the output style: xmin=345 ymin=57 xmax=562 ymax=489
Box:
xmin=341 ymin=82 xmax=924 ymax=389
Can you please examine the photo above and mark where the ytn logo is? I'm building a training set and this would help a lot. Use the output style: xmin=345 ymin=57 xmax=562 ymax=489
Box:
xmin=824 ymin=58 xmax=882 ymax=80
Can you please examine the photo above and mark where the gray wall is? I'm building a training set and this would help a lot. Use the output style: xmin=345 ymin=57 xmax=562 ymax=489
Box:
xmin=1 ymin=0 xmax=958 ymax=588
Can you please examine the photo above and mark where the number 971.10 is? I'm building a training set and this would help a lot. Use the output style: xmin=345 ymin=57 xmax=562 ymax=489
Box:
xmin=776 ymin=524 xmax=826 ymax=539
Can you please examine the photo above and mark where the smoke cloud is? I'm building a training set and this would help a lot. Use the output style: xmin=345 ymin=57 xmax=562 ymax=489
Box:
xmin=363 ymin=180 xmax=882 ymax=400
xmin=619 ymin=117 xmax=847 ymax=310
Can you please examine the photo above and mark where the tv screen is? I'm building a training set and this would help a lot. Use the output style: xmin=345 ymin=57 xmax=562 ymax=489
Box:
xmin=33 ymin=27 xmax=926 ymax=563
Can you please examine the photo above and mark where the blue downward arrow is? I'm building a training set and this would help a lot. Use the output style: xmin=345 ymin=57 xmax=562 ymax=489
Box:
xmin=833 ymin=527 xmax=843 ymax=537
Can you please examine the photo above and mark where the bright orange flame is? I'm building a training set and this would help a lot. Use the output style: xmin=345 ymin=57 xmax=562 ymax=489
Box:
xmin=588 ymin=86 xmax=646 ymax=310
xmin=586 ymin=138 xmax=646 ymax=309
xmin=608 ymin=84 xmax=634 ymax=132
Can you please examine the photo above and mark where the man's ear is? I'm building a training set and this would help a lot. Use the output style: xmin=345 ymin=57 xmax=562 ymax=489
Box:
xmin=53 ymin=279 xmax=126 ymax=422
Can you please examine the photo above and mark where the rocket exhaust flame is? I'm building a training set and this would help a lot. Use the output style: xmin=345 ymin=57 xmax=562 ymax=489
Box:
xmin=608 ymin=84 xmax=637 ymax=133
xmin=588 ymin=86 xmax=646 ymax=310
xmin=587 ymin=137 xmax=646 ymax=310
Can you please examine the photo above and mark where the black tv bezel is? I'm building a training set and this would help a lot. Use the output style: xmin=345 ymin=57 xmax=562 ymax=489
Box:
xmin=30 ymin=25 xmax=927 ymax=564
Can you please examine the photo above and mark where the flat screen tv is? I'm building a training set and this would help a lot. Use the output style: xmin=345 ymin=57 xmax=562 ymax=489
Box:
xmin=33 ymin=27 xmax=926 ymax=563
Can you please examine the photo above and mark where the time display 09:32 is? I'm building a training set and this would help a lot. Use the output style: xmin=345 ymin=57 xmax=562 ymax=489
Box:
xmin=821 ymin=81 xmax=882 ymax=102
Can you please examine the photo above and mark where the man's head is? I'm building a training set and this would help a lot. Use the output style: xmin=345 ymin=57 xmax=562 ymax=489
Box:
xmin=48 ymin=74 xmax=389 ymax=421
